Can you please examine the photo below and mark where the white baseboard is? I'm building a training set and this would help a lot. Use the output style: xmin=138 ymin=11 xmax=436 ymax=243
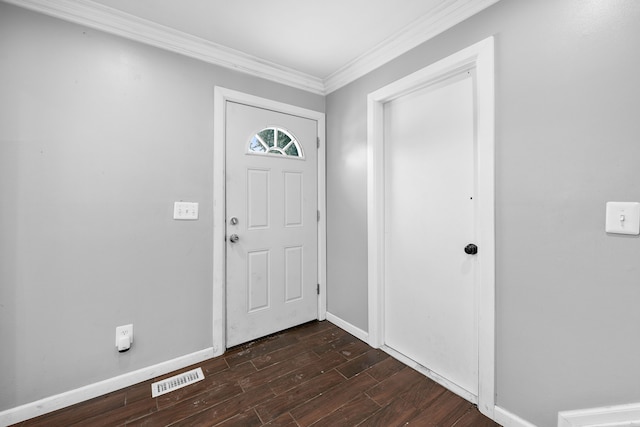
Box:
xmin=325 ymin=312 xmax=369 ymax=342
xmin=323 ymin=313 xmax=539 ymax=427
xmin=0 ymin=347 xmax=214 ymax=426
xmin=495 ymin=406 xmax=539 ymax=427
xmin=558 ymin=402 xmax=640 ymax=427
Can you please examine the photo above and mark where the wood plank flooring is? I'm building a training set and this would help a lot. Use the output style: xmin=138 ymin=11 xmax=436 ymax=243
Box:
xmin=14 ymin=321 xmax=500 ymax=427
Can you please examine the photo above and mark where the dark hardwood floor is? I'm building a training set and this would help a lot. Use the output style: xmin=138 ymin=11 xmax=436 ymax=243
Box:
xmin=14 ymin=321 xmax=500 ymax=427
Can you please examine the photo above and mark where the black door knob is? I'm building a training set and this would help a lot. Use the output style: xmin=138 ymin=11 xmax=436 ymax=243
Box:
xmin=464 ymin=244 xmax=478 ymax=255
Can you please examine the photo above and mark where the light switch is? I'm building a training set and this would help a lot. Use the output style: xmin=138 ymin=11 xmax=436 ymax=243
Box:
xmin=173 ymin=202 xmax=199 ymax=220
xmin=605 ymin=202 xmax=640 ymax=235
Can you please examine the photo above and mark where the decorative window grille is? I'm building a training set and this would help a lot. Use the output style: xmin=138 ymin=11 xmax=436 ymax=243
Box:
xmin=249 ymin=127 xmax=303 ymax=158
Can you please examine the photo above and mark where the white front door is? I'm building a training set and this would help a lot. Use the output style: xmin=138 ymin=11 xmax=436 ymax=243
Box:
xmin=225 ymin=101 xmax=318 ymax=347
xmin=383 ymin=70 xmax=479 ymax=398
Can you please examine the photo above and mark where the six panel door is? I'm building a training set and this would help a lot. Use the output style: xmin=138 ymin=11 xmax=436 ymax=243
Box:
xmin=225 ymin=101 xmax=318 ymax=347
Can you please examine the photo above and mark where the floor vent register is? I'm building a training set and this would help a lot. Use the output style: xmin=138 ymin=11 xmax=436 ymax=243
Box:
xmin=151 ymin=367 xmax=204 ymax=398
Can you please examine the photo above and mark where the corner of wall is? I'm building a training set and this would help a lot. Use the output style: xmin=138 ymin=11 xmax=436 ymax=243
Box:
xmin=325 ymin=312 xmax=368 ymax=343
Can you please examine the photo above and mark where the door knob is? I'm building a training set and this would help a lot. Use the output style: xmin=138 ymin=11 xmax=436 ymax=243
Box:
xmin=229 ymin=234 xmax=240 ymax=243
xmin=464 ymin=244 xmax=478 ymax=255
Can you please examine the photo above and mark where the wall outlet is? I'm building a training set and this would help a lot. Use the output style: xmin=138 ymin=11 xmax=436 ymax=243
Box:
xmin=115 ymin=324 xmax=133 ymax=347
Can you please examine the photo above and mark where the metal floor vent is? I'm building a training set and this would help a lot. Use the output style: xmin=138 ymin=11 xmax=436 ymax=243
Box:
xmin=151 ymin=367 xmax=204 ymax=398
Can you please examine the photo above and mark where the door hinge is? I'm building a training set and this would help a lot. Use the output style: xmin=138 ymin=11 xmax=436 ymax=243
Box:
xmin=317 ymin=210 xmax=320 ymax=222
xmin=317 ymin=284 xmax=320 ymax=295
xmin=317 ymin=137 xmax=320 ymax=149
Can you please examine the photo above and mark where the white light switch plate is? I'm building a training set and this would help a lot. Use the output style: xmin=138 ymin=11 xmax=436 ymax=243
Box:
xmin=174 ymin=202 xmax=199 ymax=220
xmin=605 ymin=202 xmax=640 ymax=235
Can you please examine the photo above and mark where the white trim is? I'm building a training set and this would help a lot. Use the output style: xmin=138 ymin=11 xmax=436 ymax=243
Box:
xmin=0 ymin=348 xmax=213 ymax=426
xmin=212 ymin=87 xmax=227 ymax=356
xmin=213 ymin=87 xmax=327 ymax=355
xmin=366 ymin=36 xmax=495 ymax=418
xmin=4 ymin=0 xmax=500 ymax=95
xmin=558 ymin=403 xmax=640 ymax=427
xmin=325 ymin=312 xmax=368 ymax=342
xmin=324 ymin=0 xmax=501 ymax=93
xmin=3 ymin=0 xmax=324 ymax=95
xmin=317 ymin=109 xmax=328 ymax=322
xmin=495 ymin=406 xmax=539 ymax=427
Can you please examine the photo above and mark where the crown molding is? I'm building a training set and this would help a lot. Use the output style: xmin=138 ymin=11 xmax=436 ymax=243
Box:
xmin=2 ymin=0 xmax=325 ymax=95
xmin=3 ymin=0 xmax=500 ymax=96
xmin=323 ymin=0 xmax=501 ymax=94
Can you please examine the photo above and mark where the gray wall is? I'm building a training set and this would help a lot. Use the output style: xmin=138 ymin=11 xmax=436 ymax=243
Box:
xmin=0 ymin=2 xmax=323 ymax=411
xmin=4 ymin=0 xmax=640 ymax=425
xmin=326 ymin=0 xmax=640 ymax=425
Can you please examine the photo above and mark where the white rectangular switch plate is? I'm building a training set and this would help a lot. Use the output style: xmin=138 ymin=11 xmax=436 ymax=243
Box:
xmin=605 ymin=202 xmax=640 ymax=235
xmin=173 ymin=202 xmax=199 ymax=220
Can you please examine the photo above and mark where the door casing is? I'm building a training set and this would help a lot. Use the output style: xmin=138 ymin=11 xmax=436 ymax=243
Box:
xmin=213 ymin=87 xmax=327 ymax=355
xmin=366 ymin=37 xmax=495 ymax=417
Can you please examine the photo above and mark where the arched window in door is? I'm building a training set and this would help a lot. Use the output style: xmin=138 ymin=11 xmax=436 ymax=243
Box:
xmin=248 ymin=127 xmax=303 ymax=158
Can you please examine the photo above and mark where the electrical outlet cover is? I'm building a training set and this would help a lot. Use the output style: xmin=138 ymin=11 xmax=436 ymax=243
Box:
xmin=115 ymin=324 xmax=133 ymax=346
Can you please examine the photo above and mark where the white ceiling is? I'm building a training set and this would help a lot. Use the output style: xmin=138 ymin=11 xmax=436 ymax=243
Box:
xmin=7 ymin=0 xmax=500 ymax=93
xmin=88 ymin=0 xmax=451 ymax=79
